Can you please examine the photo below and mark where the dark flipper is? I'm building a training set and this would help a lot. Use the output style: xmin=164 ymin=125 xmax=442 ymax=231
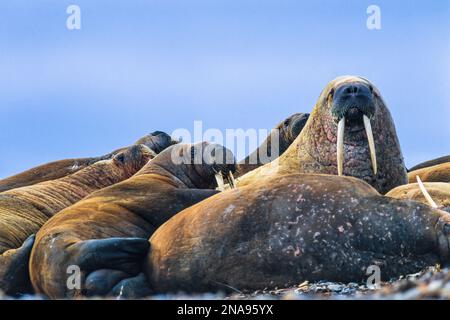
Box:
xmin=84 ymin=269 xmax=129 ymax=297
xmin=0 ymin=235 xmax=35 ymax=296
xmin=110 ymin=273 xmax=152 ymax=299
xmin=67 ymin=237 xmax=150 ymax=297
xmin=70 ymin=237 xmax=150 ymax=274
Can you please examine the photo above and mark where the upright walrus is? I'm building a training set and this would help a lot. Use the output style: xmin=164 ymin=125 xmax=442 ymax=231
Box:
xmin=30 ymin=142 xmax=236 ymax=299
xmin=236 ymin=76 xmax=408 ymax=194
xmin=0 ymin=145 xmax=155 ymax=295
xmin=146 ymin=174 xmax=450 ymax=293
xmin=0 ymin=131 xmax=177 ymax=192
xmin=236 ymin=113 xmax=309 ymax=177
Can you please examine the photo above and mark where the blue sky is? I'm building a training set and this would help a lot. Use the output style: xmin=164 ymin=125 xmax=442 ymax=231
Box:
xmin=0 ymin=0 xmax=449 ymax=178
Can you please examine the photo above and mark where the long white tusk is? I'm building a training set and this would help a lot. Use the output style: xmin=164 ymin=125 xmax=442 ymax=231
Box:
xmin=416 ymin=176 xmax=439 ymax=208
xmin=215 ymin=172 xmax=225 ymax=191
xmin=337 ymin=117 xmax=345 ymax=176
xmin=228 ymin=171 xmax=236 ymax=189
xmin=363 ymin=115 xmax=377 ymax=175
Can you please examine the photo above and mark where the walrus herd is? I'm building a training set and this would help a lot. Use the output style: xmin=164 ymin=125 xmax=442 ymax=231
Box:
xmin=0 ymin=75 xmax=449 ymax=299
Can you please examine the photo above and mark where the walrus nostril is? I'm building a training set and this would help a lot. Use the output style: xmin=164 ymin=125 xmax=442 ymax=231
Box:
xmin=344 ymin=85 xmax=359 ymax=95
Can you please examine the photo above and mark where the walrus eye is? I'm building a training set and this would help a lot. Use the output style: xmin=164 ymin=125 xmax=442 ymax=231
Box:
xmin=115 ymin=153 xmax=126 ymax=164
xmin=327 ymin=88 xmax=335 ymax=105
xmin=328 ymin=88 xmax=335 ymax=98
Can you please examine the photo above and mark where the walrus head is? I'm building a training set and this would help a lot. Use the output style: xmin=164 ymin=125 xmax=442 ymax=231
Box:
xmin=113 ymin=144 xmax=156 ymax=177
xmin=291 ymin=75 xmax=407 ymax=194
xmin=278 ymin=113 xmax=310 ymax=152
xmin=330 ymin=78 xmax=377 ymax=176
xmin=134 ymin=131 xmax=179 ymax=154
xmin=142 ymin=142 xmax=236 ymax=190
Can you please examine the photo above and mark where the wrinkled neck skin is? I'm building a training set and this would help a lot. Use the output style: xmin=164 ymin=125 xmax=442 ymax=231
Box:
xmin=281 ymin=93 xmax=407 ymax=194
xmin=136 ymin=155 xmax=213 ymax=190
xmin=55 ymin=160 xmax=133 ymax=191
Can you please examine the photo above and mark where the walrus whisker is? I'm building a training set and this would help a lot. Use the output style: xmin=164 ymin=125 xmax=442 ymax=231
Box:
xmin=416 ymin=176 xmax=439 ymax=209
xmin=210 ymin=280 xmax=243 ymax=294
xmin=363 ymin=115 xmax=377 ymax=175
xmin=215 ymin=172 xmax=226 ymax=191
xmin=337 ymin=117 xmax=345 ymax=176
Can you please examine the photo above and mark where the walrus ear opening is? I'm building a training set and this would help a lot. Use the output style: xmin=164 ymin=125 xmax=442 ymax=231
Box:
xmin=327 ymin=88 xmax=335 ymax=105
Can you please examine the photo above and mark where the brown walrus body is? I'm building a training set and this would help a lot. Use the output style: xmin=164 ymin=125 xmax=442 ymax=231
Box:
xmin=408 ymin=162 xmax=450 ymax=184
xmin=409 ymin=155 xmax=450 ymax=172
xmin=145 ymin=174 xmax=450 ymax=294
xmin=0 ymin=131 xmax=176 ymax=192
xmin=387 ymin=182 xmax=450 ymax=213
xmin=236 ymin=113 xmax=309 ymax=177
xmin=0 ymin=145 xmax=155 ymax=295
xmin=236 ymin=76 xmax=408 ymax=194
xmin=30 ymin=142 xmax=236 ymax=299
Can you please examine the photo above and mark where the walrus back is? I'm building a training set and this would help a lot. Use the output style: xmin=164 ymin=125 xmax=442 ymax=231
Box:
xmin=0 ymin=156 xmax=109 ymax=193
xmin=408 ymin=162 xmax=450 ymax=184
xmin=0 ymin=195 xmax=47 ymax=252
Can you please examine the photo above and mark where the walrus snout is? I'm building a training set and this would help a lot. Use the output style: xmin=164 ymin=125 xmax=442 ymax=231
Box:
xmin=201 ymin=143 xmax=237 ymax=190
xmin=333 ymin=82 xmax=378 ymax=177
xmin=331 ymin=83 xmax=375 ymax=122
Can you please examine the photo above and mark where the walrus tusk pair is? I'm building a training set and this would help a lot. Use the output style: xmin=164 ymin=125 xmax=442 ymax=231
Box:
xmin=416 ymin=176 xmax=439 ymax=209
xmin=215 ymin=171 xmax=237 ymax=191
xmin=337 ymin=115 xmax=377 ymax=177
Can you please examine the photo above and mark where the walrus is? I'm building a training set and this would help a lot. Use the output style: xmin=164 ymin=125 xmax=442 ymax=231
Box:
xmin=236 ymin=76 xmax=408 ymax=194
xmin=387 ymin=178 xmax=450 ymax=213
xmin=409 ymin=155 xmax=450 ymax=172
xmin=145 ymin=174 xmax=450 ymax=294
xmin=408 ymin=162 xmax=450 ymax=184
xmin=0 ymin=131 xmax=177 ymax=192
xmin=0 ymin=144 xmax=155 ymax=295
xmin=29 ymin=142 xmax=236 ymax=299
xmin=236 ymin=113 xmax=309 ymax=177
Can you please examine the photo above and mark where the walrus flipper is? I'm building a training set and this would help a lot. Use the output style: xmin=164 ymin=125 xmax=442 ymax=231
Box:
xmin=0 ymin=234 xmax=35 ymax=296
xmin=84 ymin=269 xmax=129 ymax=297
xmin=69 ymin=237 xmax=149 ymax=297
xmin=72 ymin=237 xmax=149 ymax=274
xmin=109 ymin=273 xmax=152 ymax=299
